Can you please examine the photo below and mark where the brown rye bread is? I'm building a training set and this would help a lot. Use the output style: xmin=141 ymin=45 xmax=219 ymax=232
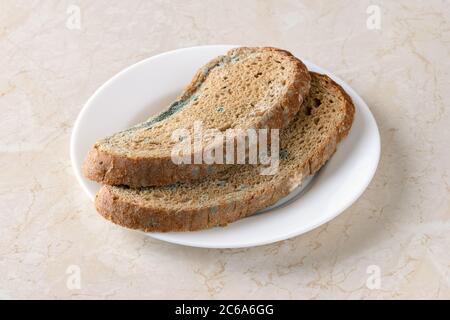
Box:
xmin=83 ymin=47 xmax=311 ymax=187
xmin=95 ymin=73 xmax=355 ymax=232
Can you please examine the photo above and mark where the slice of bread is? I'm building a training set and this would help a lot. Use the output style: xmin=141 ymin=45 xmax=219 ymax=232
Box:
xmin=95 ymin=73 xmax=355 ymax=232
xmin=83 ymin=47 xmax=311 ymax=187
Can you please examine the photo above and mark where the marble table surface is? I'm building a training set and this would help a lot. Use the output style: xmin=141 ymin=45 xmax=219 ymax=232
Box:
xmin=1 ymin=0 xmax=449 ymax=299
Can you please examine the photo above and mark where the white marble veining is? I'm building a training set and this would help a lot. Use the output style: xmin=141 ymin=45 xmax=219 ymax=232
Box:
xmin=0 ymin=0 xmax=449 ymax=299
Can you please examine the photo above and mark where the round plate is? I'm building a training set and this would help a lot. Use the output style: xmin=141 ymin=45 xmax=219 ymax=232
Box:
xmin=71 ymin=45 xmax=380 ymax=248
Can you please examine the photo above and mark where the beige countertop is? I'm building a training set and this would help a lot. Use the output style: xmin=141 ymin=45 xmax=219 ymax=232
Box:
xmin=1 ymin=0 xmax=449 ymax=299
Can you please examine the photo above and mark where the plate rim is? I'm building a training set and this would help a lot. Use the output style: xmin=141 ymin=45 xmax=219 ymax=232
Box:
xmin=70 ymin=45 xmax=381 ymax=249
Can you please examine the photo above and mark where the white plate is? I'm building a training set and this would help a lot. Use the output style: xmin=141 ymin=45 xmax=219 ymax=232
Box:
xmin=71 ymin=45 xmax=380 ymax=249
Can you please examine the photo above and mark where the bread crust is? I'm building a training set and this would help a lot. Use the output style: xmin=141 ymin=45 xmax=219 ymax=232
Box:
xmin=95 ymin=73 xmax=355 ymax=232
xmin=83 ymin=47 xmax=311 ymax=187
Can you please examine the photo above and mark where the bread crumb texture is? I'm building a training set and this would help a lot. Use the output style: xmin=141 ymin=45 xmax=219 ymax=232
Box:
xmin=95 ymin=73 xmax=355 ymax=232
